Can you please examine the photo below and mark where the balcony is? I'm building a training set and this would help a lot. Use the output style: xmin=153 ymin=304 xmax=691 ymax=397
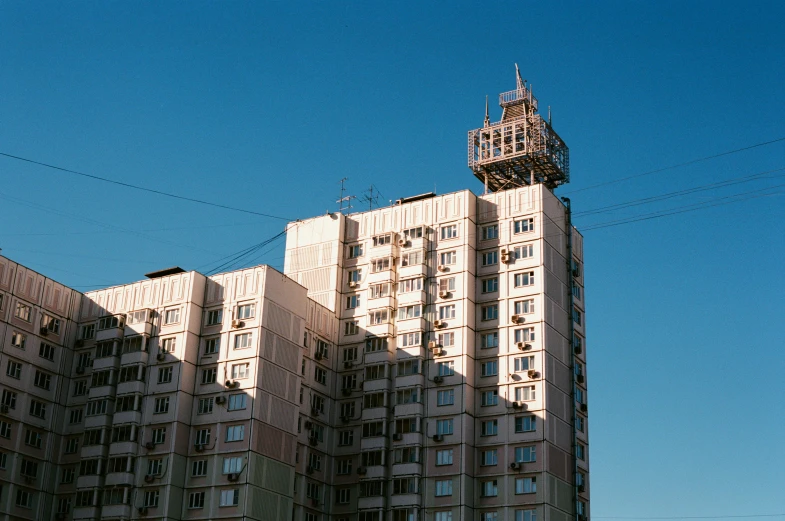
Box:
xmin=92 ymin=355 xmax=120 ymax=371
xmin=96 ymin=327 xmax=124 ymax=343
xmin=81 ymin=444 xmax=108 ymax=459
xmin=76 ymin=475 xmax=102 ymax=489
xmin=120 ymin=350 xmax=148 ymax=366
xmin=398 ymin=263 xmax=427 ymax=280
xmin=101 ymin=505 xmax=132 ymax=519
xmin=84 ymin=414 xmax=112 ymax=429
xmin=360 ymin=436 xmax=389 ymax=452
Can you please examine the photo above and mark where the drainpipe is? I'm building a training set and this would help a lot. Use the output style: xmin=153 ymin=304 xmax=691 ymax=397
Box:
xmin=562 ymin=197 xmax=580 ymax=521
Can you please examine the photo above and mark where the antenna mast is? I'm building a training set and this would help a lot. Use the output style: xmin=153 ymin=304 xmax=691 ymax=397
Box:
xmin=359 ymin=184 xmax=384 ymax=211
xmin=336 ymin=178 xmax=356 ymax=214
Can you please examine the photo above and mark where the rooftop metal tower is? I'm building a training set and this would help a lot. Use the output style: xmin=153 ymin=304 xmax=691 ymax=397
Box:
xmin=468 ymin=65 xmax=570 ymax=192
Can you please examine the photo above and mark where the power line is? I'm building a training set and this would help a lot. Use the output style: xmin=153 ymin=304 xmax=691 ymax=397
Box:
xmin=0 ymin=151 xmax=297 ymax=221
xmin=561 ymin=136 xmax=785 ymax=195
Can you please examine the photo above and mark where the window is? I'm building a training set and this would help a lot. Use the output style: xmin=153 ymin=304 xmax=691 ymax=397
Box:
xmin=515 ymin=386 xmax=536 ymax=401
xmin=397 ymin=304 xmax=422 ymax=320
xmin=348 ymin=268 xmax=362 ymax=283
xmin=41 ymin=314 xmax=61 ymax=334
xmin=481 ymin=251 xmax=498 ymax=266
xmin=362 ymin=421 xmax=384 ymax=437
xmin=16 ymin=489 xmax=32 ymax=508
xmin=306 ymin=481 xmax=321 ymax=500
xmin=482 ymin=514 xmax=499 ymax=521
xmin=197 ymin=397 xmax=214 ymax=414
xmin=514 ymin=218 xmax=534 ymax=234
xmin=64 ymin=437 xmax=78 ymax=453
xmin=514 ymin=356 xmax=535 ymax=372
xmin=576 ymin=415 xmax=585 ymax=432
xmin=164 ymin=308 xmax=181 ymax=324
xmin=83 ymin=428 xmax=103 ymax=446
xmin=514 ymin=244 xmax=534 ymax=259
xmin=29 ymin=400 xmax=46 ymax=419
xmin=152 ymin=427 xmax=166 ymax=444
xmin=344 ymin=320 xmax=359 ymax=335
xmin=188 ymin=492 xmax=205 ymax=509
xmin=2 ymin=389 xmax=18 ymax=409
xmin=482 ymin=225 xmax=498 ymax=240
xmin=340 ymin=401 xmax=356 ymax=418
xmin=439 ymin=305 xmax=456 ymax=320
xmin=24 ymin=429 xmax=42 ymax=448
xmin=314 ymin=366 xmax=327 ymax=385
xmin=399 ymin=331 xmax=421 ymax=347
xmin=148 ymin=458 xmax=164 ymax=476
xmin=398 ymin=277 xmax=423 ymax=292
xmin=202 ymin=367 xmax=217 ymax=384
xmin=481 ymin=304 xmax=498 ymax=321
xmin=231 ymin=363 xmax=250 ymax=379
xmin=111 ymin=425 xmax=135 ymax=443
xmin=440 ymin=225 xmax=458 ymax=240
xmin=315 ymin=339 xmax=329 ymax=359
xmin=228 ymin=393 xmax=247 ymax=411
xmin=39 ymin=342 xmax=55 ymax=361
xmin=573 ymin=307 xmax=583 ymax=325
xmin=481 ymin=420 xmax=498 ymax=436
xmin=368 ymin=308 xmax=389 ymax=325
xmin=435 ymin=479 xmax=453 ymax=496
xmin=143 ymin=490 xmax=160 ymax=508
xmin=348 ymin=244 xmax=363 ymax=258
xmin=393 ymin=446 xmax=419 ymax=464
xmin=122 ymin=335 xmax=144 ymax=353
xmin=195 ymin=427 xmax=211 ymax=446
xmin=481 ymin=390 xmax=499 ymax=406
xmin=98 ymin=315 xmax=124 ymax=330
xmin=438 ymin=331 xmax=455 ymax=347
xmin=572 ymin=282 xmax=582 ymax=300
xmin=15 ymin=302 xmax=32 ymax=321
xmin=576 ymin=387 xmax=585 ymax=405
xmin=343 ymin=346 xmax=358 ymax=362
xmin=396 ymin=388 xmax=420 ymax=405
xmin=436 ymin=449 xmax=453 ymax=465
xmin=69 ymin=408 xmax=83 ymax=424
xmin=403 ymin=226 xmax=424 ymax=239
xmin=204 ymin=337 xmax=220 ymax=355
xmin=0 ymin=421 xmax=11 ymax=439
xmin=481 ymin=332 xmax=499 ymax=349
xmin=516 ymin=477 xmax=537 ymax=494
xmin=161 ymin=337 xmax=176 ymax=353
xmin=80 ymin=324 xmax=96 ymax=339
xmin=154 ymin=397 xmax=170 ymax=414
xmin=482 ymin=480 xmax=498 ymax=497
xmin=234 ymin=333 xmax=253 ymax=349
xmin=436 ymin=418 xmax=453 ymax=435
xmin=157 ymin=366 xmax=173 ymax=384
xmin=361 ymin=450 xmax=384 ymax=466
xmin=11 ymin=331 xmax=26 ymax=349
xmin=437 ymin=389 xmax=454 ymax=406
xmin=61 ymin=467 xmax=75 ymax=483
xmin=6 ymin=360 xmax=21 ymax=379
xmin=515 ymin=446 xmax=536 ymax=463
xmin=514 ymin=327 xmax=536 ymax=343
xmin=338 ymin=430 xmax=354 ymax=446
xmin=515 ymin=416 xmax=537 ymax=433
xmin=95 ymin=341 xmax=116 ymax=358
xmin=481 ymin=360 xmax=498 ymax=376
xmin=365 ymin=336 xmax=388 ymax=353
xmin=514 ymin=299 xmax=535 ymax=315
xmin=397 ymin=359 xmax=419 ymax=376
xmin=337 ymin=458 xmax=352 ymax=475
xmin=516 ymin=510 xmax=537 ymax=521
xmin=577 ymin=443 xmax=586 ymax=460
xmin=514 ymin=271 xmax=535 ymax=287
xmin=439 ymin=251 xmax=456 ymax=266
xmin=365 ymin=364 xmax=386 ymax=380
xmin=237 ymin=303 xmax=255 ymax=320
xmin=439 ymin=277 xmax=456 ymax=292
xmin=371 ymin=257 xmax=391 ymax=272
xmin=223 ymin=456 xmax=243 ymax=474
xmin=346 ymin=295 xmax=361 ymax=309
xmin=225 ymin=425 xmax=245 ymax=442
xmin=342 ymin=374 xmax=358 ymax=390
xmin=435 ymin=513 xmax=453 ymax=521
xmin=392 ymin=477 xmax=417 ymax=494
xmin=436 ymin=360 xmax=455 ymax=376
xmin=192 ymin=459 xmax=208 ymax=477
xmin=482 ymin=449 xmax=498 ymax=466
xmin=206 ymin=308 xmax=223 ymax=325
xmin=481 ymin=277 xmax=498 ymax=293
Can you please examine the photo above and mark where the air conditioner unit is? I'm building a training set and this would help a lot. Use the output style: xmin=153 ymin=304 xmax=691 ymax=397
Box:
xmin=75 ymin=366 xmax=85 ymax=374
xmin=311 ymin=407 xmax=320 ymax=416
xmin=231 ymin=319 xmax=244 ymax=328
xmin=510 ymin=461 xmax=521 ymax=470
xmin=194 ymin=443 xmax=205 ymax=452
xmin=433 ymin=375 xmax=444 ymax=384
xmin=432 ymin=434 xmax=444 ymax=442
xmin=397 ymin=238 xmax=407 ymax=247
xmin=357 ymin=466 xmax=367 ymax=475
xmin=572 ymin=264 xmax=582 ymax=277
xmin=144 ymin=441 xmax=156 ymax=450
xmin=75 ymin=339 xmax=85 ymax=347
xmin=315 ymin=352 xmax=323 ymax=361
xmin=348 ymin=281 xmax=357 ymax=288
xmin=138 ymin=507 xmax=149 ymax=515
xmin=511 ymin=314 xmax=521 ymax=323
xmin=342 ymin=388 xmax=351 ymax=396
xmin=392 ymin=433 xmax=403 ymax=441
xmin=576 ymin=374 xmax=585 ymax=384
xmin=341 ymin=416 xmax=350 ymax=424
xmin=228 ymin=472 xmax=240 ymax=482
xmin=437 ymin=265 xmax=447 ymax=272
xmin=438 ymin=290 xmax=449 ymax=298
xmin=501 ymin=254 xmax=511 ymax=263
xmin=427 ymin=340 xmax=437 ymax=348
xmin=578 ymin=515 xmax=587 ymax=521
xmin=500 ymin=248 xmax=508 ymax=254
xmin=431 ymin=348 xmax=443 ymax=357
xmin=580 ymin=403 xmax=588 ymax=413
xmin=574 ymin=345 xmax=583 ymax=355
xmin=512 ymin=401 xmax=526 ymax=409
xmin=433 ymin=319 xmax=444 ymax=328
xmin=215 ymin=396 xmax=226 ymax=404
xmin=527 ymin=370 xmax=538 ymax=379
xmin=144 ymin=474 xmax=155 ymax=483
xmin=517 ymin=342 xmax=531 ymax=351
xmin=311 ymin=498 xmax=319 ymax=507
xmin=0 ymin=404 xmax=9 ymax=414
xmin=156 ymin=352 xmax=166 ymax=361
xmin=304 ymin=421 xmax=313 ymax=430
xmin=225 ymin=380 xmax=238 ymax=388
xmin=578 ymin=484 xmax=586 ymax=493
xmin=40 ymin=326 xmax=49 ymax=335
xmin=344 ymin=361 xmax=354 ymax=369
xmin=23 ymin=475 xmax=33 ymax=484
xmin=306 ymin=465 xmax=314 ymax=474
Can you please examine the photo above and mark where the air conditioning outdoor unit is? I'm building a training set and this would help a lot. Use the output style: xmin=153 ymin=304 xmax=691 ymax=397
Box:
xmin=438 ymin=290 xmax=449 ymax=298
xmin=225 ymin=380 xmax=238 ymax=389
xmin=517 ymin=342 xmax=531 ymax=351
xmin=392 ymin=433 xmax=403 ymax=441
xmin=0 ymin=404 xmax=9 ymax=414
xmin=437 ymin=265 xmax=447 ymax=272
xmin=215 ymin=396 xmax=226 ymax=404
xmin=500 ymin=248 xmax=508 ymax=254
xmin=304 ymin=421 xmax=313 ymax=430
xmin=75 ymin=339 xmax=85 ymax=347
xmin=144 ymin=441 xmax=156 ymax=450
xmin=315 ymin=352 xmax=323 ymax=361
xmin=574 ymin=345 xmax=583 ymax=355
xmin=578 ymin=484 xmax=586 ymax=493
xmin=40 ymin=327 xmax=49 ymax=335
xmin=138 ymin=507 xmax=149 ymax=515
xmin=144 ymin=474 xmax=155 ymax=483
xmin=576 ymin=374 xmax=585 ymax=384
xmin=511 ymin=314 xmax=521 ymax=323
xmin=580 ymin=403 xmax=588 ymax=413
xmin=306 ymin=465 xmax=314 ymax=474
xmin=572 ymin=264 xmax=582 ymax=277
xmin=527 ymin=370 xmax=538 ymax=379
xmin=311 ymin=407 xmax=320 ymax=416
xmin=348 ymin=281 xmax=357 ymax=288
xmin=342 ymin=388 xmax=352 ymax=396
xmin=432 ymin=434 xmax=444 ymax=442
xmin=433 ymin=319 xmax=444 ymax=328
xmin=427 ymin=340 xmax=437 ymax=348
xmin=512 ymin=401 xmax=526 ymax=409
xmin=194 ymin=444 xmax=204 ymax=452
xmin=397 ymin=238 xmax=407 ymax=247
xmin=344 ymin=361 xmax=354 ymax=369
xmin=156 ymin=352 xmax=165 ymax=361
xmin=431 ymin=348 xmax=443 ymax=357
xmin=341 ymin=416 xmax=350 ymax=424
xmin=510 ymin=462 xmax=521 ymax=470
xmin=231 ymin=319 xmax=244 ymax=328
xmin=75 ymin=366 xmax=85 ymax=374
xmin=311 ymin=498 xmax=319 ymax=507
xmin=501 ymin=254 xmax=511 ymax=263
xmin=433 ymin=375 xmax=444 ymax=384
xmin=228 ymin=472 xmax=240 ymax=482
xmin=357 ymin=466 xmax=367 ymax=475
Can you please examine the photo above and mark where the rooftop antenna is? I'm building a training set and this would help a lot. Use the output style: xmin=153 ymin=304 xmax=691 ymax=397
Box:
xmin=515 ymin=63 xmax=526 ymax=92
xmin=548 ymin=105 xmax=552 ymax=125
xmin=337 ymin=178 xmax=356 ymax=214
xmin=484 ymin=95 xmax=490 ymax=127
xmin=360 ymin=184 xmax=384 ymax=211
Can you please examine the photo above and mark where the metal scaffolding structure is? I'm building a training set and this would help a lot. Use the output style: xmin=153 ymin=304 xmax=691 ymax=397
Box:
xmin=468 ymin=65 xmax=570 ymax=192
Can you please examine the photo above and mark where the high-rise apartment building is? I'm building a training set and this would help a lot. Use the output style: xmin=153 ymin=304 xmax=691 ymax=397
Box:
xmin=0 ymin=68 xmax=588 ymax=521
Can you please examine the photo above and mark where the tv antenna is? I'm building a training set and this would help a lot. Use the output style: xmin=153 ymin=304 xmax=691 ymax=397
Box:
xmin=337 ymin=178 xmax=356 ymax=214
xmin=359 ymin=184 xmax=384 ymax=211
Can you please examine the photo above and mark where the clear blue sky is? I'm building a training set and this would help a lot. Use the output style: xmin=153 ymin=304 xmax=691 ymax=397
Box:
xmin=2 ymin=1 xmax=784 ymax=517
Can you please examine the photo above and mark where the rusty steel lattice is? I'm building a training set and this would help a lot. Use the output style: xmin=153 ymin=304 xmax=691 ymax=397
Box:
xmin=468 ymin=65 xmax=570 ymax=192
